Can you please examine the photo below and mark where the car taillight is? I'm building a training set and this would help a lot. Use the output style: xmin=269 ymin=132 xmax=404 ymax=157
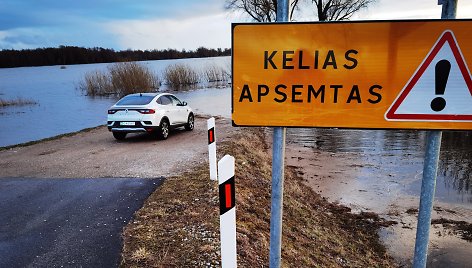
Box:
xmin=108 ymin=109 xmax=118 ymax=114
xmin=138 ymin=109 xmax=155 ymax=114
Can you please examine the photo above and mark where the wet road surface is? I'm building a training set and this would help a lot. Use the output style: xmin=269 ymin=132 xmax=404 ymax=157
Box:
xmin=0 ymin=177 xmax=163 ymax=267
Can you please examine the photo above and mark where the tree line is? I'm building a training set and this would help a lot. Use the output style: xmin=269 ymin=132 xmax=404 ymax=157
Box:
xmin=0 ymin=46 xmax=231 ymax=68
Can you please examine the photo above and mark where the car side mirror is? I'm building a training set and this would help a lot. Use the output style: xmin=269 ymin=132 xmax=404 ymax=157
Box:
xmin=181 ymin=101 xmax=187 ymax=106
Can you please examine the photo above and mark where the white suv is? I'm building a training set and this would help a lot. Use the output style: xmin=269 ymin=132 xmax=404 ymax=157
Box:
xmin=107 ymin=93 xmax=194 ymax=140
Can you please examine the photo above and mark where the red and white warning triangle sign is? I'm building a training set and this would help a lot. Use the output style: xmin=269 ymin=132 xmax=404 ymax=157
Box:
xmin=386 ymin=30 xmax=472 ymax=121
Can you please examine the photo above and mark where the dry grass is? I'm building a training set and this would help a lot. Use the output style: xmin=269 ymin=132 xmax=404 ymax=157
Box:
xmin=203 ymin=64 xmax=229 ymax=83
xmin=0 ymin=97 xmax=37 ymax=107
xmin=121 ymin=128 xmax=396 ymax=267
xmin=432 ymin=218 xmax=472 ymax=241
xmin=79 ymin=70 xmax=113 ymax=96
xmin=163 ymin=64 xmax=199 ymax=89
xmin=109 ymin=62 xmax=159 ymax=96
xmin=78 ymin=62 xmax=159 ymax=97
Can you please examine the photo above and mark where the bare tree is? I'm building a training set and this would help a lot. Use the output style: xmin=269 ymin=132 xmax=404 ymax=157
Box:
xmin=226 ymin=0 xmax=374 ymax=22
xmin=225 ymin=0 xmax=298 ymax=22
xmin=309 ymin=0 xmax=375 ymax=21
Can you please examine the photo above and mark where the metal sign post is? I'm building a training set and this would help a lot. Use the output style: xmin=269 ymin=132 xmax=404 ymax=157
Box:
xmin=269 ymin=1 xmax=289 ymax=268
xmin=412 ymin=1 xmax=457 ymax=267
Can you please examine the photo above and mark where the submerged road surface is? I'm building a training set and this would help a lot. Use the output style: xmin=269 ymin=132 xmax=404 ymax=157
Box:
xmin=0 ymin=177 xmax=164 ymax=267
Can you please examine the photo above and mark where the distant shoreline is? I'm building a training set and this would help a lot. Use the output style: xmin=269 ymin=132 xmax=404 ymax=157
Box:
xmin=0 ymin=46 xmax=230 ymax=68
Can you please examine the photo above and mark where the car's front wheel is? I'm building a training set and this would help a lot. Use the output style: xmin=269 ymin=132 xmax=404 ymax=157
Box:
xmin=112 ymin=132 xmax=127 ymax=140
xmin=185 ymin=113 xmax=194 ymax=131
xmin=157 ymin=119 xmax=169 ymax=140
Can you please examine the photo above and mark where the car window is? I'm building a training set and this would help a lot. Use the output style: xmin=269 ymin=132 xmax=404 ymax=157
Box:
xmin=116 ymin=95 xmax=154 ymax=105
xmin=169 ymin=95 xmax=182 ymax=106
xmin=158 ymin=96 xmax=172 ymax=105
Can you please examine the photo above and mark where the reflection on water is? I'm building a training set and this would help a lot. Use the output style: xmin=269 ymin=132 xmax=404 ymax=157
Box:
xmin=439 ymin=131 xmax=472 ymax=202
xmin=287 ymin=128 xmax=472 ymax=203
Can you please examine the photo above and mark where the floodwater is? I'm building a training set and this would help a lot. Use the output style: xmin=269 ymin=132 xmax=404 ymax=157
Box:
xmin=286 ymin=128 xmax=472 ymax=266
xmin=0 ymin=57 xmax=230 ymax=147
xmin=287 ymin=128 xmax=472 ymax=204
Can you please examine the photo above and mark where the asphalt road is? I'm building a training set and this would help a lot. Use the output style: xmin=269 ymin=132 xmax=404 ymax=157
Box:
xmin=0 ymin=177 xmax=164 ymax=268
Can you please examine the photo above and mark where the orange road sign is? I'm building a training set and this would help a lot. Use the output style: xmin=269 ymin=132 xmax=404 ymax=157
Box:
xmin=232 ymin=20 xmax=472 ymax=130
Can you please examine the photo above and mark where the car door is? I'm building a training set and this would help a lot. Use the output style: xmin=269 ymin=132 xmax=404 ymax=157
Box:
xmin=157 ymin=95 xmax=178 ymax=125
xmin=169 ymin=95 xmax=188 ymax=124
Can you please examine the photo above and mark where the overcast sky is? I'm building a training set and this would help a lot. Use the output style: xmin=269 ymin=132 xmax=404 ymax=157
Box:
xmin=1 ymin=0 xmax=471 ymax=51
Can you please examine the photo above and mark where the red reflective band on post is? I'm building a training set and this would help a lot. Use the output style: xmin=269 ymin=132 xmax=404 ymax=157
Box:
xmin=219 ymin=176 xmax=235 ymax=215
xmin=225 ymin=184 xmax=232 ymax=209
xmin=208 ymin=128 xmax=215 ymax=144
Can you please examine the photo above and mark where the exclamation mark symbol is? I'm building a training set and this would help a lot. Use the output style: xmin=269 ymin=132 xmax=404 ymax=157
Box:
xmin=431 ymin=59 xmax=451 ymax=112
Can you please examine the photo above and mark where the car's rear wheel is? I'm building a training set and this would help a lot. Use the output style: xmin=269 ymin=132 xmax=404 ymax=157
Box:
xmin=185 ymin=113 xmax=194 ymax=131
xmin=112 ymin=132 xmax=127 ymax=140
xmin=157 ymin=119 xmax=169 ymax=140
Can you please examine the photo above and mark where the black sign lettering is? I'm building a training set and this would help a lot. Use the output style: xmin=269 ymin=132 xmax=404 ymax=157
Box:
xmin=298 ymin=51 xmax=309 ymax=69
xmin=347 ymin=85 xmax=362 ymax=103
xmin=264 ymin=51 xmax=277 ymax=69
xmin=308 ymin=85 xmax=325 ymax=103
xmin=368 ymin=85 xmax=383 ymax=104
xmin=283 ymin=51 xmax=295 ymax=69
xmin=330 ymin=85 xmax=342 ymax=103
xmin=292 ymin=85 xmax=303 ymax=102
xmin=274 ymin=84 xmax=287 ymax=103
xmin=239 ymin=84 xmax=253 ymax=102
xmin=258 ymin=84 xmax=270 ymax=102
xmin=323 ymin=50 xmax=337 ymax=69
xmin=344 ymin=50 xmax=358 ymax=69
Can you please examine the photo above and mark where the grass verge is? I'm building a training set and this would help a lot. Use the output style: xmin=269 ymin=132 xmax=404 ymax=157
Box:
xmin=121 ymin=128 xmax=396 ymax=267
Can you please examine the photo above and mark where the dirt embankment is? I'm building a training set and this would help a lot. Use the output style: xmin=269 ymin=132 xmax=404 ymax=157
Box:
xmin=121 ymin=127 xmax=396 ymax=267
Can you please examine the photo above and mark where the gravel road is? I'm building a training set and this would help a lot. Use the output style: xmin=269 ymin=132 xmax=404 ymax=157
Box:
xmin=0 ymin=116 xmax=234 ymax=178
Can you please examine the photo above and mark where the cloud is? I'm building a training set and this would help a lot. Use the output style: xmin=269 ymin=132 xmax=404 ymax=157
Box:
xmin=0 ymin=24 xmax=117 ymax=50
xmin=1 ymin=1 xmax=470 ymax=51
xmin=0 ymin=0 xmax=229 ymax=50
xmin=106 ymin=11 xmax=232 ymax=50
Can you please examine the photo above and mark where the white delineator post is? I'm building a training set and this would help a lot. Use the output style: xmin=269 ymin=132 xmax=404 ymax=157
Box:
xmin=208 ymin=117 xmax=218 ymax=181
xmin=218 ymin=155 xmax=237 ymax=268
